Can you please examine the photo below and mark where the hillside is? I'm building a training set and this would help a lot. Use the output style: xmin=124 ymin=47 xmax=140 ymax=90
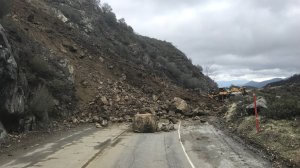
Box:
xmin=0 ymin=0 xmax=216 ymax=135
xmin=266 ymin=74 xmax=300 ymax=87
xmin=244 ymin=78 xmax=282 ymax=88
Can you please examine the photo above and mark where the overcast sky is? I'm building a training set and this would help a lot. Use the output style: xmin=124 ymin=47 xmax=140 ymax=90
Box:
xmin=102 ymin=0 xmax=300 ymax=82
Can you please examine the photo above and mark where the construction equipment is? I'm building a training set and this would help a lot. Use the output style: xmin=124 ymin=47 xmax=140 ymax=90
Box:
xmin=208 ymin=88 xmax=230 ymax=101
xmin=209 ymin=87 xmax=248 ymax=101
xmin=230 ymin=87 xmax=247 ymax=96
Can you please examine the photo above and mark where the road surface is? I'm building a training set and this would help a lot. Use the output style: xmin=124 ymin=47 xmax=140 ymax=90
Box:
xmin=0 ymin=121 xmax=272 ymax=168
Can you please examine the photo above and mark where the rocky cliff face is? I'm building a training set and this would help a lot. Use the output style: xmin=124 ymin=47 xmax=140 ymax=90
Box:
xmin=0 ymin=0 xmax=217 ymax=136
xmin=0 ymin=24 xmax=24 ymax=116
xmin=0 ymin=24 xmax=25 ymax=137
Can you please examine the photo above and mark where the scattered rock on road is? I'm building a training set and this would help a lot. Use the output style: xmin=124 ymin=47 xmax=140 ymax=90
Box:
xmin=95 ymin=122 xmax=102 ymax=128
xmin=158 ymin=123 xmax=175 ymax=132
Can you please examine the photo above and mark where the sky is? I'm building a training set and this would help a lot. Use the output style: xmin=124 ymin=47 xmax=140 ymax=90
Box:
xmin=102 ymin=0 xmax=300 ymax=83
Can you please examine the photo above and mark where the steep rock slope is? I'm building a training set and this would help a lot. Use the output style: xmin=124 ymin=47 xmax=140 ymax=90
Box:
xmin=0 ymin=0 xmax=217 ymax=135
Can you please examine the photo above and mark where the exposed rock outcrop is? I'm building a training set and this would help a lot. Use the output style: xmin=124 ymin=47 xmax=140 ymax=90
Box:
xmin=0 ymin=24 xmax=25 ymax=116
xmin=0 ymin=121 xmax=8 ymax=143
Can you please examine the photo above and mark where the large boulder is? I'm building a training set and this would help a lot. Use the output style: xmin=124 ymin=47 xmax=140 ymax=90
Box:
xmin=246 ymin=97 xmax=267 ymax=114
xmin=246 ymin=97 xmax=267 ymax=109
xmin=132 ymin=113 xmax=157 ymax=133
xmin=173 ymin=97 xmax=188 ymax=112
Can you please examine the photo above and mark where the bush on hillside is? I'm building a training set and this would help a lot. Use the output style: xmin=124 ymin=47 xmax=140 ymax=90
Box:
xmin=59 ymin=5 xmax=82 ymax=24
xmin=261 ymin=98 xmax=300 ymax=120
xmin=29 ymin=85 xmax=55 ymax=122
xmin=0 ymin=0 xmax=11 ymax=18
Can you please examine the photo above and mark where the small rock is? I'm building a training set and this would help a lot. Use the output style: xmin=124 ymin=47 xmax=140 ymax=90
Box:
xmin=124 ymin=96 xmax=129 ymax=101
xmin=72 ymin=117 xmax=79 ymax=124
xmin=193 ymin=116 xmax=201 ymax=120
xmin=168 ymin=111 xmax=176 ymax=116
xmin=101 ymin=96 xmax=109 ymax=105
xmin=95 ymin=123 xmax=102 ymax=128
xmin=152 ymin=95 xmax=158 ymax=101
xmin=159 ymin=123 xmax=175 ymax=132
xmin=124 ymin=115 xmax=132 ymax=122
xmin=81 ymin=80 xmax=89 ymax=87
xmin=169 ymin=117 xmax=178 ymax=124
xmin=149 ymin=107 xmax=156 ymax=115
xmin=99 ymin=57 xmax=104 ymax=62
xmin=115 ymin=95 xmax=121 ymax=102
xmin=101 ymin=119 xmax=108 ymax=127
xmin=92 ymin=116 xmax=100 ymax=122
xmin=168 ymin=123 xmax=175 ymax=131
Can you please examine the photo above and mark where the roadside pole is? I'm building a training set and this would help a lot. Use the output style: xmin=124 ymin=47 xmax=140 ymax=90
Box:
xmin=253 ymin=93 xmax=260 ymax=133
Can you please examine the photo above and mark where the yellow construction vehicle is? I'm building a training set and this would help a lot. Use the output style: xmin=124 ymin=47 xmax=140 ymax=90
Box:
xmin=230 ymin=87 xmax=247 ymax=96
xmin=208 ymin=88 xmax=230 ymax=101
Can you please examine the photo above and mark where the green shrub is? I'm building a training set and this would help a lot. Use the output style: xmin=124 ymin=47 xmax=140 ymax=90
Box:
xmin=28 ymin=55 xmax=57 ymax=78
xmin=29 ymin=85 xmax=55 ymax=121
xmin=166 ymin=62 xmax=181 ymax=77
xmin=261 ymin=98 xmax=300 ymax=120
xmin=0 ymin=0 xmax=11 ymax=18
xmin=59 ymin=5 xmax=82 ymax=24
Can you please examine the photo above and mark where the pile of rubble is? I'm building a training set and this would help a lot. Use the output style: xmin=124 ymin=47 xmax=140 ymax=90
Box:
xmin=66 ymin=76 xmax=220 ymax=131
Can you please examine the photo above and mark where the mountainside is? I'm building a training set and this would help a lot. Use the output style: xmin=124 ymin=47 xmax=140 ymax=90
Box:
xmin=0 ymin=0 xmax=216 ymax=136
xmin=244 ymin=78 xmax=282 ymax=88
xmin=266 ymin=74 xmax=300 ymax=87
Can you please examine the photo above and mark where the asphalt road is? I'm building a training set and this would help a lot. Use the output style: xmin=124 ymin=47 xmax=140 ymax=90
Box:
xmin=0 ymin=121 xmax=272 ymax=168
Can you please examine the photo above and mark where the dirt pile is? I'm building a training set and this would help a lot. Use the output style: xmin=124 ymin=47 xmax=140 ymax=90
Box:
xmin=70 ymin=75 xmax=220 ymax=128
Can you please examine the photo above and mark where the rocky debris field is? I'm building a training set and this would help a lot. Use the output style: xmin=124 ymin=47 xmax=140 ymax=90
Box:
xmin=69 ymin=75 xmax=221 ymax=131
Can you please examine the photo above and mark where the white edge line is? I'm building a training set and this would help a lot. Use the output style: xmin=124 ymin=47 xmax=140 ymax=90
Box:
xmin=178 ymin=121 xmax=196 ymax=168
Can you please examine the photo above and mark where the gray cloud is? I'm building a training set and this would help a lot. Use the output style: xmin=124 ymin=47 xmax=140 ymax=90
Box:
xmin=103 ymin=0 xmax=300 ymax=82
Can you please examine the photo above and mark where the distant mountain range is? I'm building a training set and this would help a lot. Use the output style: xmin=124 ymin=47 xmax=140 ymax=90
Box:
xmin=217 ymin=80 xmax=249 ymax=88
xmin=265 ymin=74 xmax=300 ymax=87
xmin=217 ymin=75 xmax=300 ymax=88
xmin=244 ymin=78 xmax=283 ymax=88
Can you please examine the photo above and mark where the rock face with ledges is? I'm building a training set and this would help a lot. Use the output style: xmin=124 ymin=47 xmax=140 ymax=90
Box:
xmin=0 ymin=24 xmax=25 ymax=116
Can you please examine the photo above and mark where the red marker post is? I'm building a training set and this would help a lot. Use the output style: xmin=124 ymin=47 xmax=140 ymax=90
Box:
xmin=253 ymin=93 xmax=260 ymax=133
